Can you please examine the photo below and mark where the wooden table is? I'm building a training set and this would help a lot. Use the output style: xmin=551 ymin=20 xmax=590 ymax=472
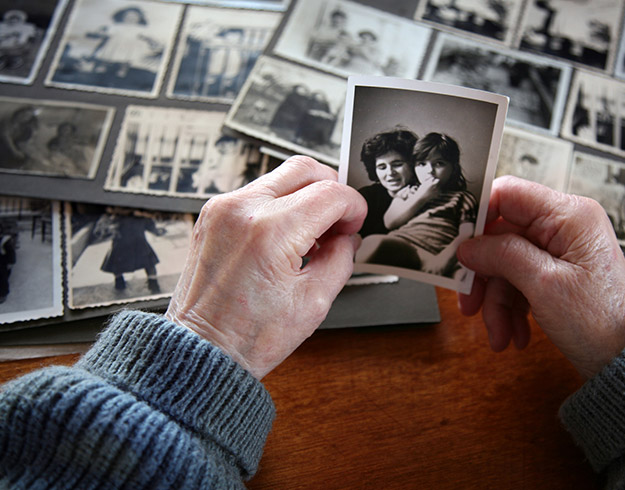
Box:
xmin=0 ymin=288 xmax=598 ymax=489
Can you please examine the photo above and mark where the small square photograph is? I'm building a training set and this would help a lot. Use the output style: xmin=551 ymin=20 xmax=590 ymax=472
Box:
xmin=339 ymin=76 xmax=508 ymax=294
xmin=46 ymin=0 xmax=183 ymax=97
xmin=0 ymin=0 xmax=68 ymax=84
xmin=495 ymin=126 xmax=573 ymax=191
xmin=66 ymin=203 xmax=194 ymax=309
xmin=105 ymin=106 xmax=263 ymax=198
xmin=0 ymin=96 xmax=114 ymax=179
xmin=415 ymin=0 xmax=524 ymax=46
xmin=566 ymin=151 xmax=625 ymax=245
xmin=516 ymin=0 xmax=623 ymax=72
xmin=272 ymin=0 xmax=432 ymax=79
xmin=423 ymin=33 xmax=572 ymax=135
xmin=168 ymin=6 xmax=280 ymax=103
xmin=225 ymin=55 xmax=347 ymax=165
xmin=0 ymin=197 xmax=63 ymax=326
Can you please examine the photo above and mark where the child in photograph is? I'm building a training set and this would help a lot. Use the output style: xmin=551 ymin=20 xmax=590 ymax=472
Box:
xmin=0 ymin=9 xmax=40 ymax=71
xmin=357 ymin=132 xmax=477 ymax=278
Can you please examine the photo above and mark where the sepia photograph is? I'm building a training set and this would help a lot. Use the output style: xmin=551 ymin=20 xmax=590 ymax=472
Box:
xmin=0 ymin=0 xmax=68 ymax=84
xmin=0 ymin=96 xmax=114 ymax=179
xmin=46 ymin=0 xmax=182 ymax=97
xmin=415 ymin=0 xmax=524 ymax=46
xmin=272 ymin=0 xmax=432 ymax=79
xmin=225 ymin=55 xmax=347 ymax=165
xmin=339 ymin=76 xmax=508 ymax=294
xmin=517 ymin=0 xmax=622 ymax=72
xmin=168 ymin=6 xmax=280 ymax=103
xmin=0 ymin=197 xmax=63 ymax=326
xmin=66 ymin=203 xmax=194 ymax=309
xmin=424 ymin=33 xmax=572 ymax=135
xmin=495 ymin=126 xmax=573 ymax=191
xmin=106 ymin=106 xmax=263 ymax=198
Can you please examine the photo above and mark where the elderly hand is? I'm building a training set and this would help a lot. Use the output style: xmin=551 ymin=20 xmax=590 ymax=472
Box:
xmin=166 ymin=156 xmax=367 ymax=379
xmin=457 ymin=176 xmax=625 ymax=379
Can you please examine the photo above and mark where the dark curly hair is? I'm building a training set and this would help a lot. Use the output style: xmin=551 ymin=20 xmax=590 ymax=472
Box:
xmin=412 ymin=132 xmax=466 ymax=191
xmin=360 ymin=128 xmax=418 ymax=182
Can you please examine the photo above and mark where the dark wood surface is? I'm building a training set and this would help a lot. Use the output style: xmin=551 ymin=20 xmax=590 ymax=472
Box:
xmin=0 ymin=288 xmax=599 ymax=489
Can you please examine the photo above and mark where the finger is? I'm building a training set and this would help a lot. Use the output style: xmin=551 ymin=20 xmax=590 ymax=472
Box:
xmin=457 ymin=274 xmax=486 ymax=316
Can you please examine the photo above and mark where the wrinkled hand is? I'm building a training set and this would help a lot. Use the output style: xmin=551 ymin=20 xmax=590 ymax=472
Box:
xmin=166 ymin=156 xmax=367 ymax=379
xmin=457 ymin=176 xmax=625 ymax=379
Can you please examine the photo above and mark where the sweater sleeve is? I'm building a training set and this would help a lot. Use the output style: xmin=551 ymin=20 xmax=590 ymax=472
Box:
xmin=0 ymin=310 xmax=275 ymax=489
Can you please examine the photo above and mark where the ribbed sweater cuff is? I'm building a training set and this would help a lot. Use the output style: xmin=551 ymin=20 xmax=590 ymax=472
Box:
xmin=76 ymin=310 xmax=275 ymax=478
xmin=560 ymin=351 xmax=625 ymax=472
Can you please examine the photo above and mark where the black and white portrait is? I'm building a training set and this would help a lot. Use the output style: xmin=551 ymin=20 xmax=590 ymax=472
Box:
xmin=339 ymin=77 xmax=507 ymax=294
xmin=0 ymin=0 xmax=67 ymax=84
xmin=66 ymin=203 xmax=193 ymax=309
xmin=106 ymin=106 xmax=262 ymax=198
xmin=272 ymin=0 xmax=432 ymax=78
xmin=0 ymin=96 xmax=113 ymax=179
xmin=424 ymin=33 xmax=572 ymax=135
xmin=225 ymin=55 xmax=347 ymax=165
xmin=0 ymin=197 xmax=62 ymax=325
xmin=496 ymin=126 xmax=573 ymax=192
xmin=168 ymin=6 xmax=280 ymax=103
xmin=415 ymin=0 xmax=524 ymax=45
xmin=46 ymin=0 xmax=182 ymax=97
xmin=517 ymin=0 xmax=622 ymax=71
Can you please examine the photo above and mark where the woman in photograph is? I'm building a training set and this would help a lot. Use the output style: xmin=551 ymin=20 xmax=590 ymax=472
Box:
xmin=357 ymin=132 xmax=477 ymax=279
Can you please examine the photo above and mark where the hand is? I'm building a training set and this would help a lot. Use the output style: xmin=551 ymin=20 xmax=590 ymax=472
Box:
xmin=456 ymin=176 xmax=625 ymax=379
xmin=166 ymin=156 xmax=367 ymax=379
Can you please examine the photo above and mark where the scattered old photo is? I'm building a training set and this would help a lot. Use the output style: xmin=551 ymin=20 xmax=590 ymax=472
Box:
xmin=424 ymin=33 xmax=572 ymax=135
xmin=225 ymin=55 xmax=347 ymax=165
xmin=0 ymin=197 xmax=62 ymax=325
xmin=0 ymin=96 xmax=114 ymax=179
xmin=106 ymin=106 xmax=263 ymax=198
xmin=272 ymin=0 xmax=432 ymax=79
xmin=566 ymin=151 xmax=625 ymax=244
xmin=415 ymin=0 xmax=524 ymax=46
xmin=339 ymin=76 xmax=508 ymax=294
xmin=495 ymin=126 xmax=573 ymax=191
xmin=66 ymin=203 xmax=194 ymax=309
xmin=0 ymin=0 xmax=68 ymax=84
xmin=46 ymin=0 xmax=183 ymax=97
xmin=517 ymin=0 xmax=623 ymax=72
xmin=168 ymin=6 xmax=280 ymax=103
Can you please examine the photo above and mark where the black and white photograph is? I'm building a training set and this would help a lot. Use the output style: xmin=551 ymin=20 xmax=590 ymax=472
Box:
xmin=168 ymin=6 xmax=280 ymax=103
xmin=0 ymin=96 xmax=113 ymax=180
xmin=105 ymin=106 xmax=263 ymax=198
xmin=272 ymin=0 xmax=432 ymax=79
xmin=561 ymin=70 xmax=625 ymax=157
xmin=66 ymin=203 xmax=194 ymax=309
xmin=0 ymin=197 xmax=62 ymax=326
xmin=0 ymin=0 xmax=67 ymax=84
xmin=339 ymin=76 xmax=508 ymax=294
xmin=423 ymin=33 xmax=572 ymax=135
xmin=225 ymin=55 xmax=347 ymax=165
xmin=46 ymin=0 xmax=183 ymax=97
xmin=517 ymin=0 xmax=622 ymax=72
xmin=495 ymin=126 xmax=573 ymax=191
xmin=415 ymin=0 xmax=524 ymax=46
xmin=163 ymin=0 xmax=290 ymax=10
xmin=566 ymin=151 xmax=625 ymax=244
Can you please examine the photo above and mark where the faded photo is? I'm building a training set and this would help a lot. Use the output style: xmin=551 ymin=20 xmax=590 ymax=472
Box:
xmin=106 ymin=106 xmax=262 ymax=198
xmin=415 ymin=0 xmax=524 ymax=45
xmin=66 ymin=203 xmax=193 ymax=309
xmin=517 ymin=0 xmax=622 ymax=71
xmin=0 ymin=197 xmax=62 ymax=325
xmin=225 ymin=55 xmax=347 ymax=165
xmin=424 ymin=33 xmax=571 ymax=135
xmin=46 ymin=0 xmax=182 ymax=97
xmin=496 ymin=126 xmax=573 ymax=191
xmin=0 ymin=0 xmax=67 ymax=84
xmin=168 ymin=6 xmax=280 ymax=102
xmin=273 ymin=0 xmax=432 ymax=78
xmin=0 ymin=96 xmax=113 ymax=179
